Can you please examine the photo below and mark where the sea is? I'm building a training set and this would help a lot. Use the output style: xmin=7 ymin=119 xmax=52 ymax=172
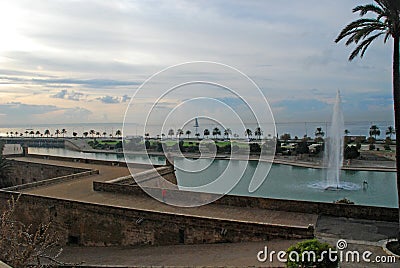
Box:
xmin=0 ymin=120 xmax=394 ymax=139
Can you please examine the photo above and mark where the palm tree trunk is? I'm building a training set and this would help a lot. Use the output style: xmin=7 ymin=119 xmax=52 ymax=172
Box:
xmin=393 ymin=36 xmax=400 ymax=239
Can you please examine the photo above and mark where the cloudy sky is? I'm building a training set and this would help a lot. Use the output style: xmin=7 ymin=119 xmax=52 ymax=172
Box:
xmin=0 ymin=0 xmax=395 ymax=129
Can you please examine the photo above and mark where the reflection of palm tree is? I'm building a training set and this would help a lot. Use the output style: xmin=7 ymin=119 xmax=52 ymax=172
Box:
xmin=369 ymin=125 xmax=381 ymax=139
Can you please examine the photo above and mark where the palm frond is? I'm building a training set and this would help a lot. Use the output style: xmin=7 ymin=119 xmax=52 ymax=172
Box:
xmin=353 ymin=4 xmax=384 ymax=17
xmin=349 ymin=32 xmax=384 ymax=60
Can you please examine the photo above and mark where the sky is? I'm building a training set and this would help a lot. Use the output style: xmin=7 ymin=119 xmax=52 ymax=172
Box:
xmin=0 ymin=0 xmax=395 ymax=133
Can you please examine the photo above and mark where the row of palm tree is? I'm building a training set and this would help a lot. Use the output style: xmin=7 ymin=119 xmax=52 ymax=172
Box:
xmin=162 ymin=127 xmax=265 ymax=140
xmin=4 ymin=129 xmax=122 ymax=139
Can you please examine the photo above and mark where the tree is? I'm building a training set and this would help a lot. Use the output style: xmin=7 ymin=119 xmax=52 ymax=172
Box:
xmin=195 ymin=132 xmax=200 ymax=139
xmin=55 ymin=129 xmax=60 ymax=138
xmin=254 ymin=127 xmax=263 ymax=140
xmin=61 ymin=129 xmax=67 ymax=138
xmin=185 ymin=130 xmax=191 ymax=139
xmin=29 ymin=131 xmax=34 ymax=138
xmin=335 ymin=0 xmax=400 ymax=240
xmin=315 ymin=127 xmax=325 ymax=138
xmin=224 ymin=128 xmax=232 ymax=139
xmin=203 ymin=129 xmax=210 ymax=138
xmin=0 ymin=196 xmax=63 ymax=267
xmin=24 ymin=131 xmax=28 ymax=137
xmin=212 ymin=127 xmax=221 ymax=139
xmin=73 ymin=132 xmax=78 ymax=138
xmin=280 ymin=133 xmax=291 ymax=142
xmin=115 ymin=130 xmax=122 ymax=138
xmin=145 ymin=133 xmax=150 ymax=140
xmin=83 ymin=132 xmax=89 ymax=138
xmin=168 ymin=129 xmax=174 ymax=139
xmin=245 ymin=129 xmax=252 ymax=140
xmin=176 ymin=129 xmax=184 ymax=139
xmin=102 ymin=132 xmax=107 ymax=138
xmin=96 ymin=131 xmax=101 ymax=138
xmin=35 ymin=131 xmax=41 ymax=137
xmin=344 ymin=129 xmax=351 ymax=136
xmin=89 ymin=130 xmax=95 ymax=138
xmin=44 ymin=129 xmax=50 ymax=138
xmin=369 ymin=125 xmax=381 ymax=139
xmin=386 ymin=126 xmax=395 ymax=138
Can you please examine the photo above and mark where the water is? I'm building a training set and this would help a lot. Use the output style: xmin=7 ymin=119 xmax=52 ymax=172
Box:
xmin=324 ymin=91 xmax=344 ymax=188
xmin=175 ymin=158 xmax=397 ymax=208
xmin=28 ymin=147 xmax=166 ymax=166
xmin=28 ymin=147 xmax=397 ymax=208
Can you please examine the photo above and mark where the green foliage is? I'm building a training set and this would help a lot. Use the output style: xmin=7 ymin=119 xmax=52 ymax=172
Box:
xmin=286 ymin=239 xmax=337 ymax=268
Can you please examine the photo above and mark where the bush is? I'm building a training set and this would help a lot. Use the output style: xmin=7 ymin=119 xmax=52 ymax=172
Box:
xmin=286 ymin=239 xmax=337 ymax=268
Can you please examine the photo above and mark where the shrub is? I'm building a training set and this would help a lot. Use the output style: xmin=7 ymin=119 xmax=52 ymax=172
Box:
xmin=286 ymin=239 xmax=337 ymax=268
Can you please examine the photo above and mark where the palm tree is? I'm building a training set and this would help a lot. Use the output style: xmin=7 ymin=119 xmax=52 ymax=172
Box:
xmin=83 ymin=132 xmax=89 ymax=138
xmin=245 ymin=129 xmax=252 ymax=140
xmin=212 ymin=127 xmax=221 ymax=139
xmin=61 ymin=129 xmax=67 ymax=138
xmin=195 ymin=133 xmax=200 ymax=139
xmin=55 ymin=129 xmax=60 ymax=138
xmin=254 ymin=127 xmax=263 ymax=140
xmin=24 ymin=131 xmax=28 ymax=137
xmin=115 ymin=130 xmax=122 ymax=138
xmin=103 ymin=132 xmax=107 ymax=138
xmin=336 ymin=0 xmax=400 ymax=241
xmin=96 ymin=131 xmax=101 ymax=138
xmin=73 ymin=132 xmax=78 ymax=138
xmin=29 ymin=131 xmax=34 ymax=138
xmin=185 ymin=130 xmax=191 ymax=139
xmin=168 ymin=129 xmax=174 ymax=139
xmin=344 ymin=129 xmax=351 ymax=136
xmin=315 ymin=127 xmax=325 ymax=138
xmin=203 ymin=129 xmax=210 ymax=138
xmin=35 ymin=130 xmax=41 ymax=137
xmin=386 ymin=126 xmax=395 ymax=138
xmin=44 ymin=129 xmax=50 ymax=137
xmin=176 ymin=129 xmax=184 ymax=139
xmin=369 ymin=125 xmax=381 ymax=139
xmin=224 ymin=128 xmax=232 ymax=139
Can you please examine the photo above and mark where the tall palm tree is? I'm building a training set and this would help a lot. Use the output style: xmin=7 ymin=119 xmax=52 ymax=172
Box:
xmin=369 ymin=125 xmax=381 ymax=139
xmin=55 ymin=129 xmax=60 ymax=138
xmin=315 ymin=127 xmax=325 ymax=138
xmin=44 ymin=129 xmax=50 ymax=137
xmin=176 ymin=129 xmax=184 ymax=139
xmin=203 ymin=129 xmax=210 ymax=138
xmin=168 ymin=129 xmax=174 ymax=139
xmin=386 ymin=125 xmax=395 ymax=138
xmin=185 ymin=130 xmax=191 ymax=139
xmin=335 ymin=0 xmax=400 ymax=240
xmin=35 ymin=130 xmax=41 ymax=137
xmin=115 ymin=130 xmax=122 ymax=138
xmin=61 ymin=129 xmax=67 ymax=138
xmin=245 ymin=129 xmax=252 ymax=140
xmin=344 ymin=129 xmax=351 ymax=136
xmin=254 ymin=127 xmax=263 ymax=140
xmin=212 ymin=127 xmax=221 ymax=139
xmin=224 ymin=128 xmax=232 ymax=139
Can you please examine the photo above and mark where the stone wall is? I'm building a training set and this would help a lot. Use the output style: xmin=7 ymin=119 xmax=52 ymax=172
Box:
xmin=93 ymin=183 xmax=398 ymax=222
xmin=0 ymin=191 xmax=312 ymax=247
xmin=4 ymin=159 xmax=90 ymax=187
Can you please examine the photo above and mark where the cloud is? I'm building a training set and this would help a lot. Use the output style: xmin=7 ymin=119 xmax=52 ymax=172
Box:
xmin=97 ymin=95 xmax=120 ymax=104
xmin=51 ymin=89 xmax=85 ymax=101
